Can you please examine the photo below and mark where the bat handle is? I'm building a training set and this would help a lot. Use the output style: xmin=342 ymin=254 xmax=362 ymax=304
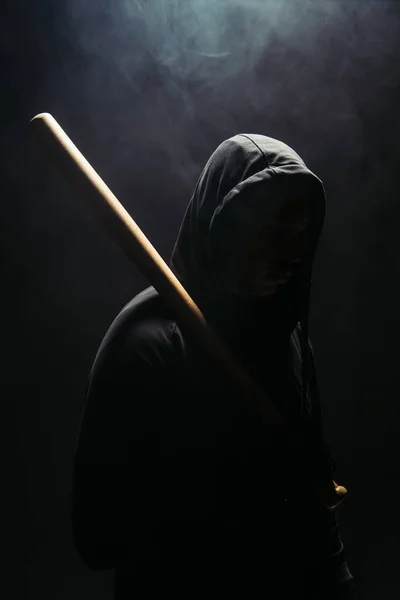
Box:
xmin=315 ymin=479 xmax=349 ymax=509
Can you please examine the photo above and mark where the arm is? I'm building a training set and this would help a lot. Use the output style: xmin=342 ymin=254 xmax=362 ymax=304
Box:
xmin=305 ymin=338 xmax=337 ymax=481
xmin=289 ymin=325 xmax=336 ymax=483
xmin=71 ymin=332 xmax=162 ymax=571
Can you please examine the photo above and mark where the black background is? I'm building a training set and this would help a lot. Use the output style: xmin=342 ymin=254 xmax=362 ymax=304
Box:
xmin=2 ymin=1 xmax=399 ymax=597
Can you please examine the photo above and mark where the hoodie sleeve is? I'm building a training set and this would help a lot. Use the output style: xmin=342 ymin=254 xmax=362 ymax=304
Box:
xmin=290 ymin=324 xmax=336 ymax=482
xmin=70 ymin=327 xmax=163 ymax=571
xmin=305 ymin=340 xmax=337 ymax=481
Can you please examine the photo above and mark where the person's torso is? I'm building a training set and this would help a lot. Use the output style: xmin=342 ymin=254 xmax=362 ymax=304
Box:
xmin=99 ymin=287 xmax=350 ymax=595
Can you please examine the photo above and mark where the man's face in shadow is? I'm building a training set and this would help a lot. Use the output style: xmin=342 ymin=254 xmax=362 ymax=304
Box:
xmin=220 ymin=197 xmax=310 ymax=298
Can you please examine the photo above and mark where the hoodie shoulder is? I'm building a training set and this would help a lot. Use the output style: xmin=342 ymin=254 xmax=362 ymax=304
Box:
xmin=90 ymin=286 xmax=177 ymax=376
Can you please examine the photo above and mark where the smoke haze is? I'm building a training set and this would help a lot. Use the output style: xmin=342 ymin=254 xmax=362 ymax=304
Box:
xmin=2 ymin=1 xmax=400 ymax=597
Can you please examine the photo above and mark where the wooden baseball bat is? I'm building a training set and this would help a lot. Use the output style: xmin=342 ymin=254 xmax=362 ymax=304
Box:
xmin=30 ymin=113 xmax=349 ymax=509
xmin=29 ymin=113 xmax=284 ymax=429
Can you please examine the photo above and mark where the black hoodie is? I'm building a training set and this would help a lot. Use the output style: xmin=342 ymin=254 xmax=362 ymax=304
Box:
xmin=170 ymin=134 xmax=324 ymax=399
xmin=169 ymin=133 xmax=334 ymax=473
xmin=71 ymin=134 xmax=353 ymax=597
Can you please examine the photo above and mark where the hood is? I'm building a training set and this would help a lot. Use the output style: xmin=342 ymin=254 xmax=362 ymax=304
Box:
xmin=169 ymin=134 xmax=326 ymax=415
xmin=170 ymin=133 xmax=325 ymax=331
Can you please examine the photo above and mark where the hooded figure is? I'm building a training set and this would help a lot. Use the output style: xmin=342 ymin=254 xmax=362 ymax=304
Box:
xmin=170 ymin=134 xmax=335 ymax=478
xmin=170 ymin=134 xmax=323 ymax=419
xmin=71 ymin=134 xmax=354 ymax=599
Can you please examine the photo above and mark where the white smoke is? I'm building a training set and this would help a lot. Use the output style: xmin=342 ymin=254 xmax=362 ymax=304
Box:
xmin=65 ymin=1 xmax=344 ymax=89
xmin=59 ymin=1 xmax=398 ymax=202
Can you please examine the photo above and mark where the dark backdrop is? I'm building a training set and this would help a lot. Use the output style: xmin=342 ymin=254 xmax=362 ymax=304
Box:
xmin=2 ymin=1 xmax=399 ymax=598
